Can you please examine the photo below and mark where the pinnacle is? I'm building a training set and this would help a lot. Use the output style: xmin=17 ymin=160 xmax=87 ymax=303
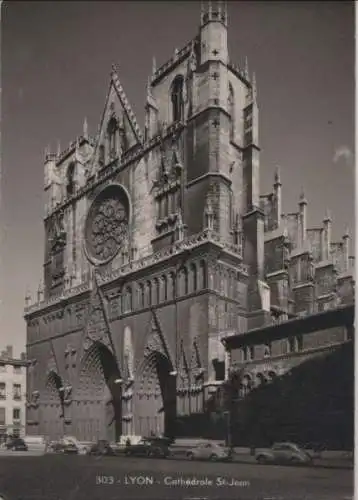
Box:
xmin=323 ymin=208 xmax=332 ymax=222
xmin=244 ymin=57 xmax=249 ymax=79
xmin=83 ymin=117 xmax=88 ymax=139
xmin=274 ymin=166 xmax=281 ymax=185
xmin=299 ymin=188 xmax=307 ymax=204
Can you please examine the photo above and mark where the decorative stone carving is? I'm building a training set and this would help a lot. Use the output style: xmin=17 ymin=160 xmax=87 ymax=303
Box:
xmin=84 ymin=271 xmax=114 ymax=352
xmin=85 ymin=184 xmax=130 ymax=264
xmin=49 ymin=210 xmax=66 ymax=253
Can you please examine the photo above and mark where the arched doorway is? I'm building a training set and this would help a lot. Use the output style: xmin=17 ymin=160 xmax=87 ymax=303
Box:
xmin=135 ymin=351 xmax=176 ymax=438
xmin=76 ymin=341 xmax=122 ymax=442
xmin=42 ymin=370 xmax=64 ymax=440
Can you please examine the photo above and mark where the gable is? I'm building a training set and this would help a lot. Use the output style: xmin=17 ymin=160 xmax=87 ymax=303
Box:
xmin=90 ymin=65 xmax=144 ymax=175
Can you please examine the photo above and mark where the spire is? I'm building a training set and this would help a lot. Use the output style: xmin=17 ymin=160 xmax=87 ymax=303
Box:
xmin=323 ymin=208 xmax=332 ymax=222
xmin=44 ymin=145 xmax=51 ymax=161
xmin=244 ymin=57 xmax=249 ymax=80
xmin=299 ymin=188 xmax=307 ymax=205
xmin=152 ymin=56 xmax=157 ymax=77
xmin=252 ymin=72 xmax=257 ymax=100
xmin=57 ymin=141 xmax=61 ymax=158
xmin=146 ymin=76 xmax=158 ymax=110
xmin=200 ymin=0 xmax=205 ymax=24
xmin=274 ymin=166 xmax=281 ymax=186
xmin=83 ymin=117 xmax=88 ymax=139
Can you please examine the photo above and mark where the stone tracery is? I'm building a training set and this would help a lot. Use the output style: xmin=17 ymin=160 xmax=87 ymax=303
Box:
xmin=85 ymin=185 xmax=130 ymax=263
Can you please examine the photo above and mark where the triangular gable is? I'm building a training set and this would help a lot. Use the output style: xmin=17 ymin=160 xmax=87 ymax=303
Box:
xmin=179 ymin=340 xmax=189 ymax=375
xmin=82 ymin=271 xmax=115 ymax=355
xmin=143 ymin=310 xmax=173 ymax=367
xmin=47 ymin=342 xmax=59 ymax=375
xmin=89 ymin=65 xmax=144 ymax=175
xmin=190 ymin=337 xmax=205 ymax=381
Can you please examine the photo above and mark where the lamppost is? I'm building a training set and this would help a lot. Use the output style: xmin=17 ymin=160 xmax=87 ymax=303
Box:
xmin=58 ymin=386 xmax=65 ymax=437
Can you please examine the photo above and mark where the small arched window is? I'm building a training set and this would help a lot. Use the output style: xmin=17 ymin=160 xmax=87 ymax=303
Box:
xmin=138 ymin=283 xmax=145 ymax=309
xmin=66 ymin=162 xmax=75 ymax=196
xmin=228 ymin=83 xmax=235 ymax=141
xmin=191 ymin=263 xmax=197 ymax=292
xmin=99 ymin=145 xmax=105 ymax=166
xmin=107 ymin=117 xmax=118 ymax=158
xmin=162 ymin=275 xmax=168 ymax=301
xmin=171 ymin=75 xmax=184 ymax=122
xmin=153 ymin=278 xmax=160 ymax=305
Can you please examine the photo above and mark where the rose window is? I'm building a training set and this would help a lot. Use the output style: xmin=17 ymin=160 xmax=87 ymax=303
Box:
xmin=85 ymin=184 xmax=130 ymax=264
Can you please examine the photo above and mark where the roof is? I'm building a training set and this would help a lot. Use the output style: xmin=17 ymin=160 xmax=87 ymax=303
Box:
xmin=0 ymin=356 xmax=29 ymax=367
xmin=222 ymin=303 xmax=355 ymax=350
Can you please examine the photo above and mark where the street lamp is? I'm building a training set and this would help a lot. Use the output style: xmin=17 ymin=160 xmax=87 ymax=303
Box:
xmin=58 ymin=386 xmax=65 ymax=436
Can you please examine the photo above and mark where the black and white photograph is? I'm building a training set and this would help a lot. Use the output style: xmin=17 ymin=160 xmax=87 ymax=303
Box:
xmin=0 ymin=1 xmax=355 ymax=499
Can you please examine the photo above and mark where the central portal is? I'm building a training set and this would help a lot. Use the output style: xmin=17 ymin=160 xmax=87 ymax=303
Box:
xmin=135 ymin=351 xmax=176 ymax=438
xmin=76 ymin=341 xmax=122 ymax=442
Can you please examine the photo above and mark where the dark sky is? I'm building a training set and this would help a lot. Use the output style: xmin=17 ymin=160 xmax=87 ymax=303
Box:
xmin=1 ymin=1 xmax=355 ymax=356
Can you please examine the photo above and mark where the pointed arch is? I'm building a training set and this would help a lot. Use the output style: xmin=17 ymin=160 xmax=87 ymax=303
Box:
xmin=153 ymin=277 xmax=160 ymax=305
xmin=161 ymin=274 xmax=168 ymax=302
xmin=171 ymin=75 xmax=184 ymax=122
xmin=190 ymin=262 xmax=198 ymax=293
xmin=75 ymin=340 xmax=123 ymax=441
xmin=198 ymin=260 xmax=207 ymax=289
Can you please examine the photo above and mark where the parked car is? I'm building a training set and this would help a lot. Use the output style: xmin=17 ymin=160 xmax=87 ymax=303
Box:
xmin=255 ymin=442 xmax=313 ymax=465
xmin=88 ymin=440 xmax=116 ymax=456
xmin=49 ymin=438 xmax=78 ymax=454
xmin=186 ymin=441 xmax=232 ymax=462
xmin=6 ymin=437 xmax=28 ymax=451
xmin=124 ymin=437 xmax=170 ymax=458
xmin=62 ymin=436 xmax=90 ymax=455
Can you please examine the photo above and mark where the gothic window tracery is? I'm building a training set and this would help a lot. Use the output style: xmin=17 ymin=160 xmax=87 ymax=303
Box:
xmin=171 ymin=75 xmax=184 ymax=122
xmin=107 ymin=116 xmax=118 ymax=159
xmin=228 ymin=83 xmax=235 ymax=141
xmin=66 ymin=162 xmax=76 ymax=197
xmin=85 ymin=185 xmax=129 ymax=264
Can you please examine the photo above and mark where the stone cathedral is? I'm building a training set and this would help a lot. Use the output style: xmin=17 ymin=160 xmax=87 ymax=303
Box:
xmin=24 ymin=3 xmax=354 ymax=442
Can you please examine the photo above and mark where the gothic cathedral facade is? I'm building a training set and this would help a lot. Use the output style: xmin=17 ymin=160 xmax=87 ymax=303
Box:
xmin=24 ymin=3 xmax=354 ymax=442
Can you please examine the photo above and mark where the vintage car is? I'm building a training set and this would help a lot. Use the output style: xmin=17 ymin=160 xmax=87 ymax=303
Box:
xmin=255 ymin=442 xmax=313 ymax=465
xmin=124 ymin=437 xmax=171 ymax=458
xmin=49 ymin=438 xmax=78 ymax=454
xmin=5 ymin=437 xmax=28 ymax=451
xmin=186 ymin=441 xmax=232 ymax=462
xmin=88 ymin=440 xmax=117 ymax=456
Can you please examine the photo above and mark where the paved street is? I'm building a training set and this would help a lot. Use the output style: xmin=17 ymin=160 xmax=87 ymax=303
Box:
xmin=0 ymin=453 xmax=353 ymax=500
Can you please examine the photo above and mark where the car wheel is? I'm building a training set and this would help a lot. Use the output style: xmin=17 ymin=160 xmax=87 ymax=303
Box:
xmin=210 ymin=454 xmax=218 ymax=462
xmin=187 ymin=452 xmax=194 ymax=460
xmin=257 ymin=455 xmax=267 ymax=465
